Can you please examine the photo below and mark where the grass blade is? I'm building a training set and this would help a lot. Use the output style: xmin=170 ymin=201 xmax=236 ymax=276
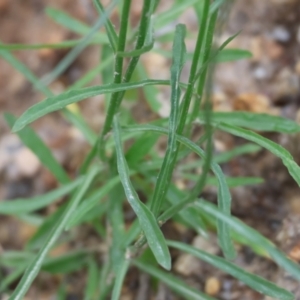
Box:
xmin=41 ymin=251 xmax=87 ymax=274
xmin=133 ymin=260 xmax=216 ymax=300
xmin=84 ymin=258 xmax=99 ymax=300
xmin=0 ymin=39 xmax=91 ymax=51
xmin=45 ymin=7 xmax=106 ymax=38
xmin=0 ymin=45 xmax=97 ymax=145
xmin=93 ymin=0 xmax=118 ymax=52
xmin=168 ymin=241 xmax=293 ymax=300
xmin=216 ymin=48 xmax=252 ymax=62
xmin=180 ymin=174 xmax=264 ymax=187
xmin=66 ymin=176 xmax=120 ymax=228
xmin=12 ymin=79 xmax=169 ymax=132
xmin=154 ymin=0 xmax=198 ymax=29
xmin=5 ymin=113 xmax=70 ymax=184
xmin=0 ymin=178 xmax=82 ymax=215
xmin=111 ymin=259 xmax=130 ymax=300
xmin=198 ymin=111 xmax=300 ymax=133
xmin=137 ymin=64 xmax=161 ymax=112
xmin=42 ymin=1 xmax=117 ymax=85
xmin=219 ymin=123 xmax=300 ymax=187
xmin=0 ymin=47 xmax=50 ymax=96
xmin=123 ymin=123 xmax=236 ymax=259
xmin=8 ymin=166 xmax=99 ymax=300
xmin=113 ymin=117 xmax=171 ymax=270
xmin=150 ymin=23 xmax=186 ymax=217
xmin=167 ymin=185 xmax=208 ymax=237
xmin=125 ymin=133 xmax=159 ymax=165
xmin=197 ymin=200 xmax=300 ymax=281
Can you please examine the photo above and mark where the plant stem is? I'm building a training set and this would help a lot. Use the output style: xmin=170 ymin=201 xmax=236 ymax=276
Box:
xmin=99 ymin=0 xmax=132 ymax=159
xmin=98 ymin=0 xmax=152 ymax=160
xmin=188 ymin=8 xmax=219 ymax=127
xmin=148 ymin=0 xmax=210 ymax=217
xmin=177 ymin=0 xmax=210 ymax=134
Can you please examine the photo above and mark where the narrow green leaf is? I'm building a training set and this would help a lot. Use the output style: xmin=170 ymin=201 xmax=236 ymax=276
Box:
xmin=123 ymin=124 xmax=236 ymax=260
xmin=155 ymin=48 xmax=252 ymax=63
xmin=27 ymin=203 xmax=66 ymax=249
xmin=0 ymin=265 xmax=27 ymax=292
xmin=84 ymin=258 xmax=99 ymax=300
xmin=0 ymin=39 xmax=93 ymax=51
xmin=94 ymin=0 xmax=118 ymax=52
xmin=197 ymin=200 xmax=300 ymax=281
xmin=167 ymin=185 xmax=207 ymax=237
xmin=0 ymin=45 xmax=97 ymax=146
xmin=111 ymin=259 xmax=130 ymax=300
xmin=117 ymin=18 xmax=154 ymax=58
xmin=0 ymin=47 xmax=50 ymax=96
xmin=198 ymin=111 xmax=300 ymax=133
xmin=108 ymin=179 xmax=126 ymax=275
xmin=12 ymin=79 xmax=169 ymax=132
xmin=1 ymin=250 xmax=88 ymax=274
xmin=214 ymin=143 xmax=261 ymax=164
xmin=133 ymin=260 xmax=216 ymax=300
xmin=219 ymin=123 xmax=300 ymax=187
xmin=175 ymin=143 xmax=261 ymax=171
xmin=180 ymin=174 xmax=264 ymax=187
xmin=9 ymin=166 xmax=99 ymax=300
xmin=98 ymin=260 xmax=113 ymax=299
xmin=113 ymin=117 xmax=171 ymax=270
xmin=66 ymin=176 xmax=120 ymax=228
xmin=150 ymin=24 xmax=186 ymax=217
xmin=137 ymin=64 xmax=161 ymax=112
xmin=4 ymin=113 xmax=70 ymax=184
xmin=45 ymin=7 xmax=107 ymax=40
xmin=167 ymin=241 xmax=294 ymax=300
xmin=42 ymin=1 xmax=117 ymax=85
xmin=154 ymin=0 xmax=199 ymax=29
xmin=0 ymin=178 xmax=82 ymax=215
xmin=42 ymin=251 xmax=87 ymax=274
xmin=62 ymin=109 xmax=97 ymax=145
xmin=216 ymin=48 xmax=252 ymax=62
xmin=126 ymin=133 xmax=159 ymax=164
xmin=167 ymin=240 xmax=293 ymax=300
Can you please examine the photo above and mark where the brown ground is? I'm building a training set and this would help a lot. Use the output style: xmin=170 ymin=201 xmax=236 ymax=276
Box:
xmin=0 ymin=0 xmax=300 ymax=299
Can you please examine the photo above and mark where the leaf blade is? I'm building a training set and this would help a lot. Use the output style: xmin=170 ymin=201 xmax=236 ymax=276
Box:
xmin=12 ymin=79 xmax=169 ymax=132
xmin=167 ymin=240 xmax=294 ymax=300
xmin=8 ymin=166 xmax=99 ymax=300
xmin=113 ymin=117 xmax=171 ymax=270
xmin=198 ymin=111 xmax=300 ymax=133
xmin=5 ymin=113 xmax=70 ymax=184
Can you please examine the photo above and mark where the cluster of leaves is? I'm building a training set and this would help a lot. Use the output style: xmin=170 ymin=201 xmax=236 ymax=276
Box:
xmin=1 ymin=0 xmax=300 ymax=299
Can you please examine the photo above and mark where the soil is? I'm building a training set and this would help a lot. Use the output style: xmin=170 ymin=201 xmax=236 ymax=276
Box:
xmin=0 ymin=0 xmax=300 ymax=299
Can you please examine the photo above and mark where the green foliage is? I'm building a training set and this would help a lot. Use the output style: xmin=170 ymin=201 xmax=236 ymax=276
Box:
xmin=2 ymin=0 xmax=300 ymax=299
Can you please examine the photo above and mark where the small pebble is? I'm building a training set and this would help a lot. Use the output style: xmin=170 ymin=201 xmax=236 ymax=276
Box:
xmin=253 ymin=66 xmax=268 ymax=80
xmin=205 ymin=277 xmax=221 ymax=296
xmin=271 ymin=26 xmax=291 ymax=42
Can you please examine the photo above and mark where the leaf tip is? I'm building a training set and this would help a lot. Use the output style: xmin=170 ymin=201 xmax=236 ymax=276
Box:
xmin=160 ymin=257 xmax=172 ymax=271
xmin=11 ymin=121 xmax=23 ymax=132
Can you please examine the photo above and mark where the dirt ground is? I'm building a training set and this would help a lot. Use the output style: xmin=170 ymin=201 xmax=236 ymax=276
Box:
xmin=0 ymin=0 xmax=300 ymax=299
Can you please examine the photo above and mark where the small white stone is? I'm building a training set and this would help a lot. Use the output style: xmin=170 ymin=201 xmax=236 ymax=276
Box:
xmin=14 ymin=147 xmax=40 ymax=177
xmin=272 ymin=26 xmax=291 ymax=42
xmin=253 ymin=66 xmax=268 ymax=80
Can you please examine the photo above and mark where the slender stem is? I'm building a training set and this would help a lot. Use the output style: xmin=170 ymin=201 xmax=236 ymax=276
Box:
xmin=100 ymin=0 xmax=132 ymax=142
xmin=188 ymin=8 xmax=218 ymax=126
xmin=147 ymin=0 xmax=210 ymax=216
xmin=98 ymin=0 xmax=152 ymax=160
xmin=128 ymin=1 xmax=219 ymax=256
xmin=177 ymin=0 xmax=210 ymax=135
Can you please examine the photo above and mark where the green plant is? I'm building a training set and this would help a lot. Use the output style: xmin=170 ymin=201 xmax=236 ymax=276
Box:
xmin=1 ymin=0 xmax=300 ymax=299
